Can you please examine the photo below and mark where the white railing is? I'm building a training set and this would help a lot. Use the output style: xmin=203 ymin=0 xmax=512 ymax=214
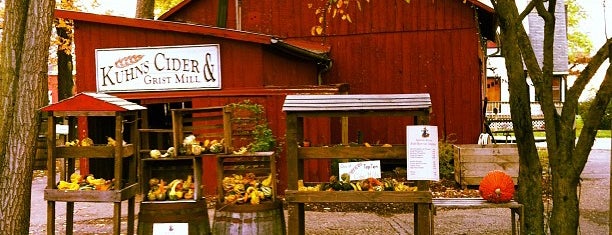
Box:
xmin=485 ymin=101 xmax=563 ymax=133
xmin=486 ymin=101 xmax=563 ymax=116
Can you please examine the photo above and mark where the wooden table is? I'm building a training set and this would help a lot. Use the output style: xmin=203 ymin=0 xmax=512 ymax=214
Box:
xmin=432 ymin=198 xmax=524 ymax=235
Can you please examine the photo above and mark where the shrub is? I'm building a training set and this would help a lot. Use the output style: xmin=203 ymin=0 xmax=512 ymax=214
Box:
xmin=578 ymin=98 xmax=611 ymax=130
xmin=438 ymin=134 xmax=457 ymax=180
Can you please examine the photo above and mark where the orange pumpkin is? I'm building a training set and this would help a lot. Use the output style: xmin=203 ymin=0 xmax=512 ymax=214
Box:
xmin=479 ymin=170 xmax=515 ymax=203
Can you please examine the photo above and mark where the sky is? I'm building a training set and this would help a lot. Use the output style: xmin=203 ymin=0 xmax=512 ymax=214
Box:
xmin=84 ymin=0 xmax=136 ymax=17
xmin=576 ymin=1 xmax=611 ymax=100
xmin=579 ymin=1 xmax=611 ymax=51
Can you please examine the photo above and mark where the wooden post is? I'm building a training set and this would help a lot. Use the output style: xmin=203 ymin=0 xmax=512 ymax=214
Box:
xmin=223 ymin=107 xmax=233 ymax=153
xmin=172 ymin=110 xmax=182 ymax=152
xmin=286 ymin=113 xmax=305 ymax=235
xmin=415 ymin=112 xmax=432 ymax=235
xmin=113 ymin=114 xmax=124 ymax=235
xmin=128 ymin=113 xmax=138 ymax=235
xmin=46 ymin=113 xmax=56 ymax=235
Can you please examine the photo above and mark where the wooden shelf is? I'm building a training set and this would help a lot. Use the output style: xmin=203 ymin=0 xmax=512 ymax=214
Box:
xmin=141 ymin=154 xmax=214 ymax=161
xmin=284 ymin=190 xmax=432 ymax=203
xmin=297 ymin=145 xmax=406 ymax=159
xmin=44 ymin=183 xmax=139 ymax=202
xmin=55 ymin=144 xmax=134 ymax=158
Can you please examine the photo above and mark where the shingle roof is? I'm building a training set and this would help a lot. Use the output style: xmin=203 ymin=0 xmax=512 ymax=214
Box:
xmin=527 ymin=0 xmax=569 ymax=73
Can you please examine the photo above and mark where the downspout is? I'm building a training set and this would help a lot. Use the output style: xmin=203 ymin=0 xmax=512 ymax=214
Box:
xmin=317 ymin=60 xmax=332 ymax=86
xmin=474 ymin=7 xmax=486 ymax=135
xmin=235 ymin=0 xmax=242 ymax=30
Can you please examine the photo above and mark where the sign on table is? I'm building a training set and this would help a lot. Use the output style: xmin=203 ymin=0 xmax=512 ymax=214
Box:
xmin=339 ymin=160 xmax=381 ymax=181
xmin=406 ymin=125 xmax=439 ymax=181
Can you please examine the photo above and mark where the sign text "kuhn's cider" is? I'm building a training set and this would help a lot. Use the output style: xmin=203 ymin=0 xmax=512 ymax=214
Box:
xmin=95 ymin=44 xmax=221 ymax=92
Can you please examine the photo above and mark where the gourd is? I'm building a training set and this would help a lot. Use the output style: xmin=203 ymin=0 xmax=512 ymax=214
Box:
xmin=479 ymin=170 xmax=515 ymax=203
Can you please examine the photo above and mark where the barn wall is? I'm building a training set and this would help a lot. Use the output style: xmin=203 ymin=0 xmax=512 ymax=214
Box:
xmin=165 ymin=0 xmax=484 ymax=144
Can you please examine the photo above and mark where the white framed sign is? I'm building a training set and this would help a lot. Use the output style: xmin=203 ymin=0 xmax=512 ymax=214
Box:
xmin=95 ymin=44 xmax=221 ymax=92
xmin=338 ymin=160 xmax=381 ymax=181
xmin=406 ymin=125 xmax=439 ymax=181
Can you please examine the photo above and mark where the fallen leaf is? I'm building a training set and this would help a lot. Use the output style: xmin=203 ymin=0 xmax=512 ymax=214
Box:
xmin=316 ymin=26 xmax=324 ymax=35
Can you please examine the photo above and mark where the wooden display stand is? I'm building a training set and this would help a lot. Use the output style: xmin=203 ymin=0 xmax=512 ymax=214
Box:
xmin=282 ymin=94 xmax=434 ymax=235
xmin=41 ymin=93 xmax=144 ymax=235
xmin=212 ymin=152 xmax=285 ymax=235
xmin=137 ymin=106 xmax=232 ymax=235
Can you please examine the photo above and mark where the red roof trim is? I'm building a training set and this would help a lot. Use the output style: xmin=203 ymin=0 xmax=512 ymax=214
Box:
xmin=281 ymin=38 xmax=331 ymax=54
xmin=54 ymin=10 xmax=273 ymax=45
xmin=464 ymin=0 xmax=495 ymax=13
xmin=158 ymin=0 xmax=194 ymax=21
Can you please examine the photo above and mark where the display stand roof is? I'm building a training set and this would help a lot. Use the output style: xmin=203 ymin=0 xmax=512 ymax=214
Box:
xmin=40 ymin=92 xmax=146 ymax=115
xmin=282 ymin=93 xmax=432 ymax=117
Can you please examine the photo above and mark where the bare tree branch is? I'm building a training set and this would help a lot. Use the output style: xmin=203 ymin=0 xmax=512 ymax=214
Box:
xmin=574 ymin=64 xmax=611 ymax=174
xmin=535 ymin=0 xmax=555 ymax=21
xmin=519 ymin=0 xmax=536 ymax=20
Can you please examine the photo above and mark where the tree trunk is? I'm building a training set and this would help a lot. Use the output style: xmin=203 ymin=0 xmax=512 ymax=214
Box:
xmin=494 ymin=0 xmax=611 ymax=234
xmin=549 ymin=61 xmax=611 ymax=234
xmin=494 ymin=1 xmax=545 ymax=234
xmin=0 ymin=0 xmax=55 ymax=233
xmin=55 ymin=20 xmax=78 ymax=143
xmin=549 ymin=150 xmax=580 ymax=233
xmin=136 ymin=0 xmax=155 ymax=19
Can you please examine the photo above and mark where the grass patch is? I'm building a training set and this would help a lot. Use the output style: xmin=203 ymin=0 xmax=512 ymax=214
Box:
xmin=576 ymin=115 xmax=611 ymax=138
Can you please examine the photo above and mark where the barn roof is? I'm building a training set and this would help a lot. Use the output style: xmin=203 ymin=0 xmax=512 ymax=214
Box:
xmin=54 ymin=10 xmax=331 ymax=64
xmin=155 ymin=0 xmax=497 ymax=41
xmin=158 ymin=0 xmax=495 ymax=21
xmin=40 ymin=92 xmax=146 ymax=113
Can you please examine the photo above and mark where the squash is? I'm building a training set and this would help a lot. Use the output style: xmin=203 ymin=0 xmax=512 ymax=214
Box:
xmin=479 ymin=170 xmax=515 ymax=203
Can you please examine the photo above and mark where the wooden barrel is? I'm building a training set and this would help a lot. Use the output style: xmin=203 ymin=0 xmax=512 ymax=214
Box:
xmin=137 ymin=200 xmax=211 ymax=235
xmin=212 ymin=201 xmax=285 ymax=235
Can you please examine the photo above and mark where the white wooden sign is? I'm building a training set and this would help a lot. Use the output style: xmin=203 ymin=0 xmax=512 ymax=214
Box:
xmin=95 ymin=44 xmax=221 ymax=92
xmin=406 ymin=125 xmax=439 ymax=181
xmin=338 ymin=160 xmax=381 ymax=181
xmin=152 ymin=223 xmax=188 ymax=235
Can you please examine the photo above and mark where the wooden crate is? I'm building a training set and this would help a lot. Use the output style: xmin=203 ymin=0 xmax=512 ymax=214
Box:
xmin=453 ymin=144 xmax=519 ymax=187
xmin=215 ymin=152 xmax=277 ymax=205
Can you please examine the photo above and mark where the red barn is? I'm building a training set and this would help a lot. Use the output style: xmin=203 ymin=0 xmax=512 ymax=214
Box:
xmin=54 ymin=0 xmax=495 ymax=195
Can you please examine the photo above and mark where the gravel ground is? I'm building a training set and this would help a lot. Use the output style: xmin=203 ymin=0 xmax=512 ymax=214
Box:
xmin=30 ymin=141 xmax=611 ymax=234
